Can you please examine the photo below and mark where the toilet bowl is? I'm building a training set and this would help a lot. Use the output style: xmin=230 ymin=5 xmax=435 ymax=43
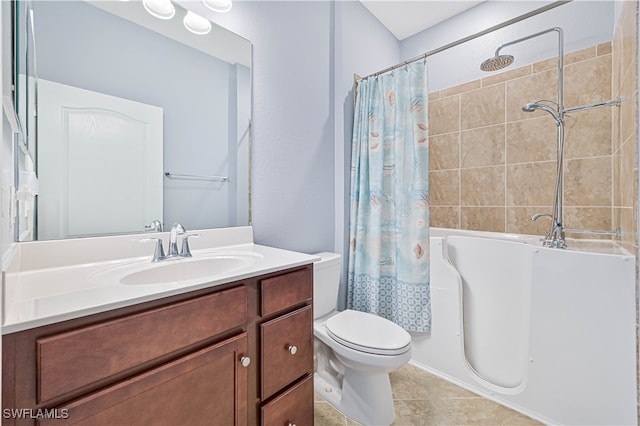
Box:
xmin=313 ymin=253 xmax=412 ymax=425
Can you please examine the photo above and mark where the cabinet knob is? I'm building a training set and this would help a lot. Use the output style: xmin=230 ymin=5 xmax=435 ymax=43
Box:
xmin=240 ymin=356 xmax=251 ymax=368
xmin=287 ymin=345 xmax=298 ymax=355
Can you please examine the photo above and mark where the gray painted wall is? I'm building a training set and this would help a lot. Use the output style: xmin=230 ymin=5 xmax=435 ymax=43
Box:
xmin=205 ymin=1 xmax=336 ymax=253
xmin=400 ymin=1 xmax=616 ymax=92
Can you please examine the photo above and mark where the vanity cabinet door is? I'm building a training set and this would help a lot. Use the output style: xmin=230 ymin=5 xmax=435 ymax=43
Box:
xmin=39 ymin=333 xmax=249 ymax=426
xmin=260 ymin=305 xmax=313 ymax=399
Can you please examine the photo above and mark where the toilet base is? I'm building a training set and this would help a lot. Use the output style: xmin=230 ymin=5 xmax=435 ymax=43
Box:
xmin=314 ymin=368 xmax=395 ymax=425
xmin=313 ymin=316 xmax=411 ymax=425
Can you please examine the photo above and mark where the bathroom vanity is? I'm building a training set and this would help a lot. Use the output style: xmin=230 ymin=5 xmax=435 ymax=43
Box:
xmin=2 ymin=227 xmax=316 ymax=425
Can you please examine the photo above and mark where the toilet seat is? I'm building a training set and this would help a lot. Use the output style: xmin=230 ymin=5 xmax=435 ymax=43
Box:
xmin=325 ymin=309 xmax=411 ymax=356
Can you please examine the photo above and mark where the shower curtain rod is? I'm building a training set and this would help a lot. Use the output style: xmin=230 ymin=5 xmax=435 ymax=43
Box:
xmin=359 ymin=0 xmax=571 ymax=81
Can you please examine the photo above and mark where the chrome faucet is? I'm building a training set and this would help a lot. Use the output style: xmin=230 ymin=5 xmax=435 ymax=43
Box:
xmin=168 ymin=223 xmax=186 ymax=257
xmin=531 ymin=213 xmax=566 ymax=249
xmin=141 ymin=223 xmax=200 ymax=262
xmin=144 ymin=220 xmax=163 ymax=232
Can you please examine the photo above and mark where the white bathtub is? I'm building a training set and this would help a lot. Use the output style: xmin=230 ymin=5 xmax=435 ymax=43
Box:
xmin=412 ymin=228 xmax=637 ymax=425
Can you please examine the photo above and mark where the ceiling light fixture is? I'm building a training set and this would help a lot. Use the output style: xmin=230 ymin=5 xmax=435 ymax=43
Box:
xmin=202 ymin=0 xmax=232 ymax=13
xmin=183 ymin=11 xmax=212 ymax=35
xmin=143 ymin=0 xmax=176 ymax=20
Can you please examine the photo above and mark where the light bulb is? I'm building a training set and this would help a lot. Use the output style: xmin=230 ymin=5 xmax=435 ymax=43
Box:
xmin=183 ymin=11 xmax=212 ymax=35
xmin=202 ymin=0 xmax=232 ymax=13
xmin=143 ymin=0 xmax=175 ymax=20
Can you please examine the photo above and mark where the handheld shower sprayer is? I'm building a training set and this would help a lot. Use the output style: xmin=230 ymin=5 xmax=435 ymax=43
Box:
xmin=522 ymin=102 xmax=563 ymax=125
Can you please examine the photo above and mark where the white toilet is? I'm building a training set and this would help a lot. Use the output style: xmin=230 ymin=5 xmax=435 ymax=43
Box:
xmin=313 ymin=252 xmax=412 ymax=426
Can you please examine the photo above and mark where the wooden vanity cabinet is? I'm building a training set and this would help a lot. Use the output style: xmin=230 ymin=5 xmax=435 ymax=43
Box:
xmin=2 ymin=264 xmax=314 ymax=426
xmin=258 ymin=267 xmax=314 ymax=426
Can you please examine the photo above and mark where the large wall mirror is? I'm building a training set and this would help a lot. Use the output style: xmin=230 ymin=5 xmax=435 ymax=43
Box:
xmin=13 ymin=0 xmax=252 ymax=241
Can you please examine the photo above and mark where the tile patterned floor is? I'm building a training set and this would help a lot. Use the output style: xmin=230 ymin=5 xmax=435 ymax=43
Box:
xmin=314 ymin=364 xmax=543 ymax=426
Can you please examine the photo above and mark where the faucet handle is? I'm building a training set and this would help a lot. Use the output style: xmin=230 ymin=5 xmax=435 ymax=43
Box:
xmin=140 ymin=237 xmax=166 ymax=262
xmin=180 ymin=233 xmax=201 ymax=257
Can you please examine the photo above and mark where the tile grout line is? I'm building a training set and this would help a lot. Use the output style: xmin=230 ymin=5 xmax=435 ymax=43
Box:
xmin=430 ymin=153 xmax=614 ymax=173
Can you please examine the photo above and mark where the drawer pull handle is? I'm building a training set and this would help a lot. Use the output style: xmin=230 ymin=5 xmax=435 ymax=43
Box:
xmin=288 ymin=345 xmax=298 ymax=355
xmin=240 ymin=356 xmax=251 ymax=368
xmin=287 ymin=422 xmax=296 ymax=426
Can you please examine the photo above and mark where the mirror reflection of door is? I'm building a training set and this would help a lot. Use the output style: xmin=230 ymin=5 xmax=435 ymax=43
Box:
xmin=37 ymin=79 xmax=163 ymax=239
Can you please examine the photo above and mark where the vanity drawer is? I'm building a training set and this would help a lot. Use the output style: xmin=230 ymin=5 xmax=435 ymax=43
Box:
xmin=261 ymin=374 xmax=313 ymax=426
xmin=260 ymin=305 xmax=313 ymax=399
xmin=40 ymin=333 xmax=249 ymax=426
xmin=37 ymin=285 xmax=247 ymax=402
xmin=261 ymin=267 xmax=312 ymax=316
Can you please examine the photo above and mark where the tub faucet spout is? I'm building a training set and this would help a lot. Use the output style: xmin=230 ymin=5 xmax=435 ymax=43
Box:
xmin=531 ymin=213 xmax=552 ymax=222
xmin=531 ymin=213 xmax=566 ymax=249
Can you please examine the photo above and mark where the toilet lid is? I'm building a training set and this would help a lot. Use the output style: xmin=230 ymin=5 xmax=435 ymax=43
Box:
xmin=325 ymin=309 xmax=411 ymax=356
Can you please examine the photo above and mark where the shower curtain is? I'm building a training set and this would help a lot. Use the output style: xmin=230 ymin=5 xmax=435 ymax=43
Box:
xmin=347 ymin=61 xmax=431 ymax=333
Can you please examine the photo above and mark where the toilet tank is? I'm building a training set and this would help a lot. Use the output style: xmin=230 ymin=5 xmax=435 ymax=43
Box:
xmin=313 ymin=252 xmax=342 ymax=319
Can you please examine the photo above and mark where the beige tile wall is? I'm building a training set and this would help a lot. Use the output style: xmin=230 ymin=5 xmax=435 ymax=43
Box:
xmin=429 ymin=42 xmax=620 ymax=240
xmin=612 ymin=1 xmax=638 ymax=255
xmin=609 ymin=2 xmax=639 ymax=423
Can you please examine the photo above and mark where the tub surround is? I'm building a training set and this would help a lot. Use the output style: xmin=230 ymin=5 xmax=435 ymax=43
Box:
xmin=427 ymin=13 xmax=638 ymax=254
xmin=429 ymin=41 xmax=622 ymax=242
xmin=611 ymin=0 xmax=638 ymax=256
xmin=2 ymin=226 xmax=319 ymax=333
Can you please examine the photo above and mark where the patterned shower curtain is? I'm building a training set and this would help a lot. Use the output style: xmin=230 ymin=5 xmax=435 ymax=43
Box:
xmin=346 ymin=60 xmax=431 ymax=333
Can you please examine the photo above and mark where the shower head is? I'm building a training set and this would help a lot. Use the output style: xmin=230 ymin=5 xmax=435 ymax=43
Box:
xmin=522 ymin=102 xmax=562 ymax=124
xmin=481 ymin=27 xmax=563 ymax=73
xmin=479 ymin=54 xmax=514 ymax=72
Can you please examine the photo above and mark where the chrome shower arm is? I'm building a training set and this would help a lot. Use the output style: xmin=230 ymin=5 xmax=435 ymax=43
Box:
xmin=494 ymin=27 xmax=563 ymax=57
xmin=495 ymin=27 xmax=564 ymax=109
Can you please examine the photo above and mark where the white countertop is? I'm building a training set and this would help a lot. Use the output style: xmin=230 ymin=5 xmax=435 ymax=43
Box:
xmin=3 ymin=227 xmax=319 ymax=334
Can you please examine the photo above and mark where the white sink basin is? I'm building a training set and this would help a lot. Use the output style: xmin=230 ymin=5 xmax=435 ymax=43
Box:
xmin=118 ymin=253 xmax=263 ymax=285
